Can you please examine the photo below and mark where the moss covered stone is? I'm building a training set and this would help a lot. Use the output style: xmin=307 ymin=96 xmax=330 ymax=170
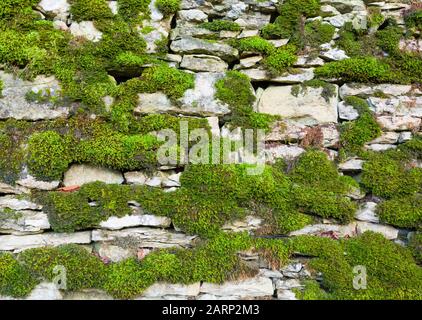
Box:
xmin=376 ymin=194 xmax=422 ymax=229
xmin=19 ymin=244 xmax=107 ymax=291
xmin=0 ymin=253 xmax=37 ymax=297
xmin=69 ymin=0 xmax=114 ymax=22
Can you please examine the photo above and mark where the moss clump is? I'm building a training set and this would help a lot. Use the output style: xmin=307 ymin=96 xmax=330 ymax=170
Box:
xmin=215 ymin=70 xmax=277 ymax=131
xmin=376 ymin=194 xmax=422 ymax=229
xmin=404 ymin=8 xmax=422 ymax=32
xmin=117 ymin=0 xmax=150 ymax=20
xmin=409 ymin=232 xmax=422 ymax=263
xmin=290 ymin=150 xmax=357 ymax=222
xmin=300 ymin=19 xmax=335 ymax=49
xmin=36 ymin=181 xmax=165 ymax=232
xmin=155 ymin=0 xmax=180 ymax=16
xmin=134 ymin=64 xmax=195 ymax=100
xmin=19 ymin=244 xmax=107 ymax=291
xmin=262 ymin=45 xmax=297 ymax=76
xmin=0 ymin=131 xmax=26 ymax=184
xmin=261 ymin=0 xmax=321 ymax=39
xmin=0 ymin=253 xmax=37 ymax=297
xmin=361 ymin=150 xmax=422 ymax=199
xmin=290 ymin=232 xmax=422 ymax=299
xmin=201 ymin=20 xmax=241 ymax=32
xmin=69 ymin=0 xmax=114 ymax=22
xmin=27 ymin=131 xmax=72 ymax=181
xmin=339 ymin=97 xmax=382 ymax=155
xmin=315 ymin=57 xmax=395 ymax=83
xmin=234 ymin=36 xmax=275 ymax=55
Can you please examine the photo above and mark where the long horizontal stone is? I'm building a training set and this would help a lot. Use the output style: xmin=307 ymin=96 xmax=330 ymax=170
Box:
xmin=99 ymin=214 xmax=172 ymax=230
xmin=91 ymin=227 xmax=197 ymax=249
xmin=289 ymin=223 xmax=357 ymax=238
xmin=240 ymin=68 xmax=314 ymax=83
xmin=0 ymin=210 xmax=50 ymax=235
xmin=200 ymin=276 xmax=274 ymax=297
xmin=140 ymin=282 xmax=201 ymax=298
xmin=0 ymin=231 xmax=91 ymax=252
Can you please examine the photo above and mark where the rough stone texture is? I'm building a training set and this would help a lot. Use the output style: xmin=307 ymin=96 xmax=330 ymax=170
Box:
xmin=355 ymin=202 xmax=379 ymax=223
xmin=338 ymin=158 xmax=364 ymax=171
xmin=99 ymin=214 xmax=172 ymax=230
xmin=0 ymin=231 xmax=91 ymax=252
xmin=140 ymin=282 xmax=201 ymax=298
xmin=240 ymin=67 xmax=315 ymax=83
xmin=339 ymin=83 xmax=414 ymax=98
xmin=356 ymin=221 xmax=399 ymax=240
xmin=289 ymin=223 xmax=357 ymax=238
xmin=170 ymin=36 xmax=239 ymax=62
xmin=70 ymin=21 xmax=103 ymax=42
xmin=63 ymin=289 xmax=114 ymax=300
xmin=16 ymin=175 xmax=60 ymax=191
xmin=136 ymin=73 xmax=231 ymax=116
xmin=63 ymin=164 xmax=124 ymax=186
xmin=0 ymin=196 xmax=41 ymax=211
xmin=257 ymin=86 xmax=339 ymax=125
xmin=0 ymin=71 xmax=69 ymax=120
xmin=91 ymin=227 xmax=197 ymax=249
xmin=26 ymin=282 xmax=63 ymax=300
xmin=0 ymin=210 xmax=50 ymax=235
xmin=180 ymin=54 xmax=228 ymax=73
xmin=200 ymin=277 xmax=274 ymax=297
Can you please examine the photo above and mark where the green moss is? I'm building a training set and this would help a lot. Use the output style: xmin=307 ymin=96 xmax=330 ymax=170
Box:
xmin=201 ymin=20 xmax=241 ymax=32
xmin=376 ymin=194 xmax=422 ymax=229
xmin=0 ymin=253 xmax=37 ymax=297
xmin=290 ymin=232 xmax=422 ymax=299
xmin=0 ymin=131 xmax=26 ymax=184
xmin=234 ymin=36 xmax=275 ymax=55
xmin=302 ymin=19 xmax=335 ymax=48
xmin=27 ymin=131 xmax=72 ymax=181
xmin=69 ymin=0 xmax=114 ymax=22
xmin=262 ymin=45 xmax=297 ymax=76
xmin=361 ymin=150 xmax=422 ymax=199
xmin=155 ymin=0 xmax=180 ymax=16
xmin=117 ymin=0 xmax=150 ymax=20
xmin=405 ymin=8 xmax=422 ymax=32
xmin=19 ymin=244 xmax=107 ymax=291
xmin=0 ymin=79 xmax=3 ymax=96
xmin=409 ymin=232 xmax=422 ymax=263
xmin=315 ymin=57 xmax=396 ymax=83
xmin=261 ymin=0 xmax=321 ymax=39
xmin=340 ymin=98 xmax=382 ymax=155
xmin=135 ymin=64 xmax=195 ymax=100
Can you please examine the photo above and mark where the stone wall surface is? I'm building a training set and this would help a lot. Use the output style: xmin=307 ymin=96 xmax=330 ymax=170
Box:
xmin=0 ymin=0 xmax=421 ymax=300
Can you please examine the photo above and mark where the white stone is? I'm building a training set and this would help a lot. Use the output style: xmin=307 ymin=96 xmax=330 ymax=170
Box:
xmin=178 ymin=9 xmax=207 ymax=22
xmin=376 ymin=116 xmax=420 ymax=131
xmin=366 ymin=144 xmax=397 ymax=152
xmin=235 ymin=56 xmax=263 ymax=69
xmin=142 ymin=283 xmax=200 ymax=297
xmin=64 ymin=289 xmax=113 ymax=300
xmin=124 ymin=171 xmax=147 ymax=185
xmin=241 ymin=68 xmax=315 ymax=83
xmin=162 ymin=172 xmax=181 ymax=188
xmin=320 ymin=46 xmax=349 ymax=61
xmin=289 ymin=223 xmax=357 ymax=238
xmin=295 ymin=56 xmax=325 ymax=67
xmin=0 ymin=183 xmax=27 ymax=195
xmin=0 ymin=231 xmax=91 ymax=252
xmin=99 ymin=214 xmax=171 ymax=230
xmin=16 ymin=175 xmax=60 ymax=191
xmin=368 ymin=132 xmax=399 ymax=144
xmin=39 ymin=0 xmax=69 ymax=16
xmin=339 ymin=83 xmax=413 ymax=99
xmin=63 ymin=164 xmax=124 ymax=186
xmin=200 ymin=277 xmax=274 ymax=297
xmin=26 ymin=282 xmax=63 ymax=300
xmin=108 ymin=1 xmax=118 ymax=15
xmin=338 ymin=101 xmax=359 ymax=121
xmin=70 ymin=21 xmax=103 ymax=42
xmin=398 ymin=131 xmax=412 ymax=143
xmin=98 ymin=244 xmax=133 ymax=262
xmin=356 ymin=221 xmax=398 ymax=240
xmin=0 ymin=210 xmax=50 ymax=235
xmin=274 ymin=279 xmax=303 ymax=290
xmin=180 ymin=54 xmax=228 ymax=73
xmin=338 ymin=158 xmax=364 ymax=171
xmin=0 ymin=196 xmax=41 ymax=211
xmin=92 ymin=227 xmax=196 ymax=249
xmin=264 ymin=145 xmax=305 ymax=163
xmin=277 ymin=289 xmax=298 ymax=300
xmin=0 ymin=71 xmax=69 ymax=120
xmin=257 ymin=85 xmax=338 ymax=124
xmin=355 ymin=202 xmax=379 ymax=223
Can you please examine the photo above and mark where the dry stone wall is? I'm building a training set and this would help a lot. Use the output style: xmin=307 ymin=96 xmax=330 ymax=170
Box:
xmin=0 ymin=0 xmax=421 ymax=300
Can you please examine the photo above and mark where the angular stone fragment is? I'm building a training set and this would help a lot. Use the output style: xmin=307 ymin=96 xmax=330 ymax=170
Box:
xmin=356 ymin=221 xmax=398 ymax=240
xmin=141 ymin=282 xmax=200 ymax=297
xmin=355 ymin=202 xmax=379 ymax=223
xmin=180 ymin=54 xmax=228 ymax=73
xmin=0 ymin=71 xmax=69 ymax=120
xmin=0 ymin=231 xmax=91 ymax=252
xmin=0 ymin=210 xmax=50 ymax=235
xmin=63 ymin=164 xmax=124 ymax=187
xmin=240 ymin=68 xmax=315 ymax=83
xmin=91 ymin=227 xmax=197 ymax=249
xmin=99 ymin=214 xmax=171 ymax=230
xmin=170 ymin=37 xmax=238 ymax=62
xmin=200 ymin=277 xmax=274 ymax=297
xmin=257 ymin=85 xmax=338 ymax=124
